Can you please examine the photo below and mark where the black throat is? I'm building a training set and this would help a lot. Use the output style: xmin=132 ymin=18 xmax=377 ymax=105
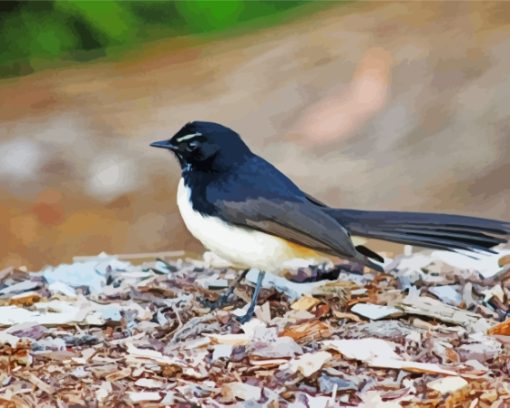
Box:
xmin=180 ymin=162 xmax=234 ymax=217
xmin=179 ymin=148 xmax=253 ymax=216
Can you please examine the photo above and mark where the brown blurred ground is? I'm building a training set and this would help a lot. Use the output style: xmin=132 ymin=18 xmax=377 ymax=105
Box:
xmin=1 ymin=2 xmax=510 ymax=270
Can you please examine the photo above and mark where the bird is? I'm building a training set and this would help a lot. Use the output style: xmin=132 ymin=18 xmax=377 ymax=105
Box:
xmin=150 ymin=121 xmax=510 ymax=322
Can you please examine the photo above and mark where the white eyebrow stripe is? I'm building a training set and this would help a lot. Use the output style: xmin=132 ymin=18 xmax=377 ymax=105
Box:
xmin=176 ymin=132 xmax=203 ymax=142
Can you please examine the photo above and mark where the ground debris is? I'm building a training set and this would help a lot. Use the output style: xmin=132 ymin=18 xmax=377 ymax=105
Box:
xmin=350 ymin=303 xmax=403 ymax=320
xmin=397 ymin=292 xmax=491 ymax=329
xmin=221 ymin=382 xmax=262 ymax=402
xmin=427 ymin=376 xmax=468 ymax=394
xmin=0 ymin=247 xmax=509 ymax=406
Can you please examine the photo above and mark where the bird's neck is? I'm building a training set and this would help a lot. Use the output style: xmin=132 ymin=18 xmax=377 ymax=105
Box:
xmin=181 ymin=168 xmax=217 ymax=215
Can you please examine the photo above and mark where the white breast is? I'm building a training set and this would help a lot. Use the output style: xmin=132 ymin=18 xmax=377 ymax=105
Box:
xmin=176 ymin=178 xmax=330 ymax=272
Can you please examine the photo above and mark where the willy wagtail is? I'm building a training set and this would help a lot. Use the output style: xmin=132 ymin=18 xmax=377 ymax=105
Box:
xmin=151 ymin=121 xmax=510 ymax=321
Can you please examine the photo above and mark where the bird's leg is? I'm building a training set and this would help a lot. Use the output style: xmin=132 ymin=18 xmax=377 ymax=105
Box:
xmin=203 ymin=269 xmax=249 ymax=310
xmin=237 ymin=270 xmax=266 ymax=324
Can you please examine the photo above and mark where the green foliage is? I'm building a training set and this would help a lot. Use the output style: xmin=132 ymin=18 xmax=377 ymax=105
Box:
xmin=55 ymin=1 xmax=139 ymax=44
xmin=0 ymin=0 xmax=320 ymax=78
xmin=175 ymin=1 xmax=245 ymax=33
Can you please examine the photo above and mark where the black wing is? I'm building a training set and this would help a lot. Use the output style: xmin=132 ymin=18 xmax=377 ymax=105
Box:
xmin=205 ymin=157 xmax=383 ymax=271
xmin=214 ymin=195 xmax=357 ymax=257
xmin=213 ymin=197 xmax=383 ymax=271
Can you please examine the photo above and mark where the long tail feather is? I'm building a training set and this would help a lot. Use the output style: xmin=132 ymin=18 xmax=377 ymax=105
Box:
xmin=326 ymin=209 xmax=510 ymax=254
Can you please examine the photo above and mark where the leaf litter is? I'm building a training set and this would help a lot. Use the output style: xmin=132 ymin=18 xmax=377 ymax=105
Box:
xmin=0 ymin=247 xmax=510 ymax=406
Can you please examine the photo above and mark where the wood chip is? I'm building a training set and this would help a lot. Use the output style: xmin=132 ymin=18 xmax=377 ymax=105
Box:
xmin=8 ymin=292 xmax=41 ymax=307
xmin=105 ymin=368 xmax=131 ymax=382
xmin=291 ymin=295 xmax=321 ymax=311
xmin=20 ymin=373 xmax=56 ymax=395
xmin=134 ymin=378 xmax=164 ymax=389
xmin=280 ymin=320 xmax=332 ymax=342
xmin=427 ymin=376 xmax=468 ymax=394
xmin=222 ymin=382 xmax=261 ymax=401
xmin=73 ymin=250 xmax=185 ymax=262
xmin=288 ymin=351 xmax=332 ymax=377
xmin=206 ymin=333 xmax=250 ymax=346
xmin=128 ymin=391 xmax=162 ymax=402
xmin=488 ymin=318 xmax=510 ymax=335
xmin=323 ymin=338 xmax=457 ymax=376
xmin=212 ymin=344 xmax=233 ymax=361
xmin=350 ymin=303 xmax=403 ymax=320
xmin=398 ymin=294 xmax=485 ymax=328
xmin=498 ymin=254 xmax=510 ymax=268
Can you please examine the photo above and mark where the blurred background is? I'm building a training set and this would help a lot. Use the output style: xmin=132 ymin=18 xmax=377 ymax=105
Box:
xmin=1 ymin=1 xmax=509 ymax=270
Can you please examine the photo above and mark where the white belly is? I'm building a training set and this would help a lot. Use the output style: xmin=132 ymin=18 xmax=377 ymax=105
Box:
xmin=176 ymin=179 xmax=330 ymax=272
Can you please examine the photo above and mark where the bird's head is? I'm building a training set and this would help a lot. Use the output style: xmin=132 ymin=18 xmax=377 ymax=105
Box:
xmin=150 ymin=121 xmax=251 ymax=172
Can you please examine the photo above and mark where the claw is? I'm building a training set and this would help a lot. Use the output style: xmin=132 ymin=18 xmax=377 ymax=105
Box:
xmin=236 ymin=309 xmax=255 ymax=324
xmin=201 ymin=269 xmax=250 ymax=310
xmin=200 ymin=293 xmax=233 ymax=310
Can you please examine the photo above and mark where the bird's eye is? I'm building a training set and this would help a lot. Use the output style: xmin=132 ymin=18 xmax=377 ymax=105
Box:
xmin=186 ymin=141 xmax=200 ymax=152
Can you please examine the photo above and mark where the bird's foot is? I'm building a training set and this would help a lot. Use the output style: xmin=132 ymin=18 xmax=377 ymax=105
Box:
xmin=201 ymin=269 xmax=251 ymax=310
xmin=236 ymin=305 xmax=256 ymax=324
xmin=200 ymin=292 xmax=233 ymax=310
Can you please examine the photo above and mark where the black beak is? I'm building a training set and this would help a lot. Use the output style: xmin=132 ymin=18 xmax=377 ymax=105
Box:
xmin=150 ymin=139 xmax=177 ymax=150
